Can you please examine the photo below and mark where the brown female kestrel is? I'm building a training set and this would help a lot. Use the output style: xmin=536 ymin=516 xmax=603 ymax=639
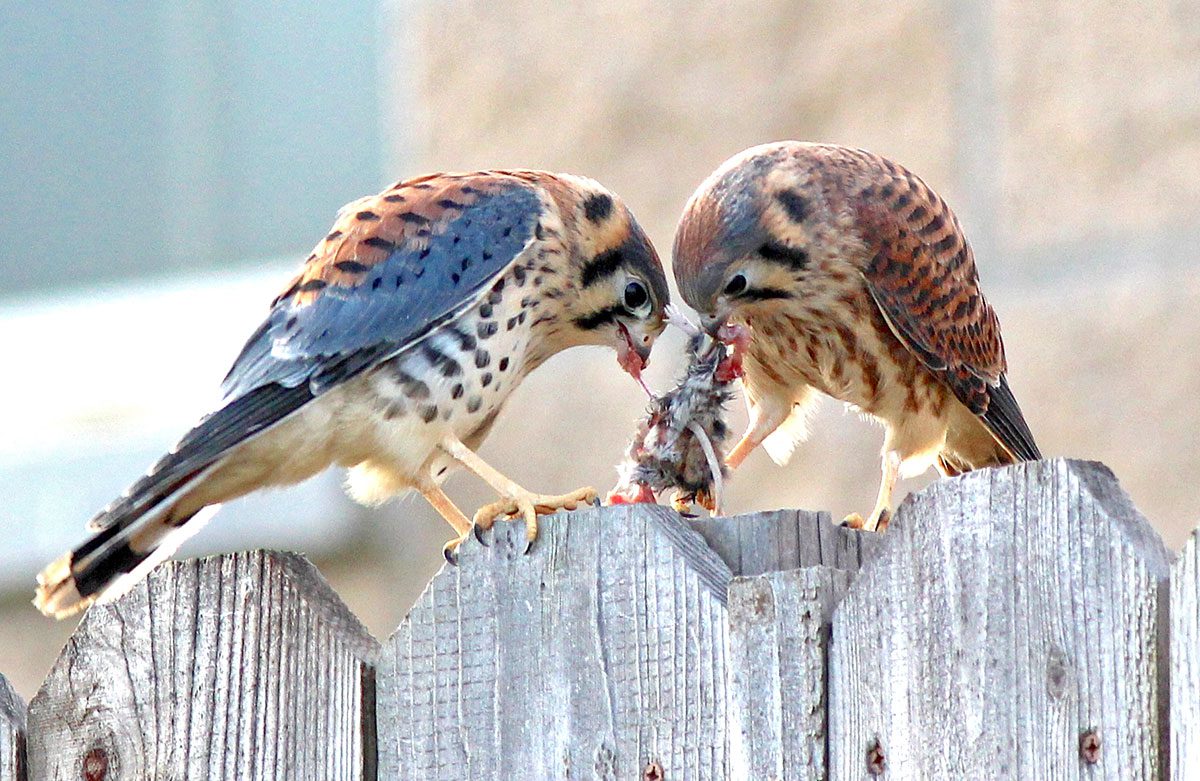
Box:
xmin=672 ymin=142 xmax=1040 ymax=531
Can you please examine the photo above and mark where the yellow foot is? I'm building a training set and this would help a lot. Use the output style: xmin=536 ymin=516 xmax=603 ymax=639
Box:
xmin=670 ymin=488 xmax=716 ymax=516
xmin=841 ymin=508 xmax=891 ymax=532
xmin=670 ymin=493 xmax=695 ymax=514
xmin=473 ymin=486 xmax=598 ymax=541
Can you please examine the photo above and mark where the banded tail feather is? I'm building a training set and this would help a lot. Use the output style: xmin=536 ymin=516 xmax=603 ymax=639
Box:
xmin=936 ymin=374 xmax=1041 ymax=479
xmin=35 ymin=501 xmax=219 ymax=619
xmin=35 ymin=382 xmax=315 ymax=618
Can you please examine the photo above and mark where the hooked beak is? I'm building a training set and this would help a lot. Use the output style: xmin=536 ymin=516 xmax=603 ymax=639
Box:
xmin=616 ymin=321 xmax=658 ymax=397
xmin=700 ymin=309 xmax=729 ymax=337
xmin=616 ymin=322 xmax=652 ymax=377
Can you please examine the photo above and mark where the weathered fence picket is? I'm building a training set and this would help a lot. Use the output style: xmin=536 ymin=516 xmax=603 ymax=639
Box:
xmin=5 ymin=459 xmax=1198 ymax=780
xmin=378 ymin=503 xmax=735 ymax=779
xmin=828 ymin=460 xmax=1171 ymax=780
xmin=1173 ymin=529 xmax=1200 ymax=780
xmin=0 ymin=676 xmax=24 ymax=781
xmin=690 ymin=508 xmax=881 ymax=577
xmin=727 ymin=567 xmax=851 ymax=779
xmin=26 ymin=551 xmax=378 ymax=781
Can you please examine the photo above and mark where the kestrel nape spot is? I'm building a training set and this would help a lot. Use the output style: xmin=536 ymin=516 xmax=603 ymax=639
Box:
xmin=35 ymin=170 xmax=669 ymax=619
xmin=673 ymin=142 xmax=1041 ymax=531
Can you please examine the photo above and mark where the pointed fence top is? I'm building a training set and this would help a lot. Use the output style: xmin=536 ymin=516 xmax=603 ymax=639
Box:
xmin=7 ymin=459 xmax=1195 ymax=780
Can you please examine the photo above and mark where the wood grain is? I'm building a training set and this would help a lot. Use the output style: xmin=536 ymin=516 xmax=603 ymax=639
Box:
xmin=9 ymin=462 xmax=1191 ymax=777
xmin=1172 ymin=528 xmax=1199 ymax=780
xmin=691 ymin=508 xmax=881 ymax=577
xmin=378 ymin=503 xmax=874 ymax=779
xmin=728 ymin=567 xmax=852 ymax=781
xmin=377 ymin=503 xmax=736 ymax=780
xmin=0 ymin=675 xmax=25 ymax=781
xmin=26 ymin=550 xmax=378 ymax=781
xmin=829 ymin=459 xmax=1171 ymax=779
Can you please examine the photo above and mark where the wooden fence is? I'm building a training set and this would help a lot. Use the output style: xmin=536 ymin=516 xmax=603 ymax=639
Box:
xmin=2 ymin=458 xmax=1197 ymax=779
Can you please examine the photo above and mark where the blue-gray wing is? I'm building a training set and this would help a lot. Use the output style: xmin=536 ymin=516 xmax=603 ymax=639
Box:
xmin=86 ymin=174 xmax=545 ymax=533
xmin=223 ymin=175 xmax=543 ymax=398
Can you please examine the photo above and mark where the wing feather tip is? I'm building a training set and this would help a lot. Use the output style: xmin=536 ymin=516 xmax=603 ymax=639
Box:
xmin=983 ymin=374 xmax=1042 ymax=463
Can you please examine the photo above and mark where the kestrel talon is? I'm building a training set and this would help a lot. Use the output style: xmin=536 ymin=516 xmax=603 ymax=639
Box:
xmin=36 ymin=169 xmax=668 ymax=618
xmin=673 ymin=142 xmax=1040 ymax=531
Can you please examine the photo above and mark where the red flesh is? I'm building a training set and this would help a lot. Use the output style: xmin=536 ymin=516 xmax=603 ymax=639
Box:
xmin=605 ymin=482 xmax=658 ymax=505
xmin=616 ymin=323 xmax=652 ymax=395
xmin=714 ymin=322 xmax=750 ymax=383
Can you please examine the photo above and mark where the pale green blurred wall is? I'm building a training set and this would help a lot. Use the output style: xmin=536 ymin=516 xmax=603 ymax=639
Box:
xmin=0 ymin=2 xmax=383 ymax=295
xmin=0 ymin=0 xmax=394 ymax=699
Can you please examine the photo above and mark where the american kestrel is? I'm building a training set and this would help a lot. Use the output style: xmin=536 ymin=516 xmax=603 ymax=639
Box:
xmin=36 ymin=170 xmax=669 ymax=618
xmin=673 ymin=142 xmax=1040 ymax=531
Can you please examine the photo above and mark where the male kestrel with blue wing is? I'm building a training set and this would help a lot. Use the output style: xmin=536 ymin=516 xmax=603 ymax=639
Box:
xmin=673 ymin=143 xmax=1040 ymax=531
xmin=37 ymin=170 xmax=669 ymax=618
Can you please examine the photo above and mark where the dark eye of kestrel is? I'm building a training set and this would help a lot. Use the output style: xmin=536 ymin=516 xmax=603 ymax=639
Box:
xmin=672 ymin=141 xmax=1040 ymax=531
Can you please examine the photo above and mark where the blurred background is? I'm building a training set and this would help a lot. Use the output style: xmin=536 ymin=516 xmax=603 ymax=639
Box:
xmin=2 ymin=1 xmax=1198 ymax=700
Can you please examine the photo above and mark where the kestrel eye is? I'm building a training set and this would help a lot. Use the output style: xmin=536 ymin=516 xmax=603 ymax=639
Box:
xmin=623 ymin=280 xmax=650 ymax=315
xmin=724 ymin=274 xmax=748 ymax=296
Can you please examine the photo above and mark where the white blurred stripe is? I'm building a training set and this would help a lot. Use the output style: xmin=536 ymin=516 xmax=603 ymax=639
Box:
xmin=0 ymin=262 xmax=366 ymax=593
xmin=0 ymin=262 xmax=296 ymax=459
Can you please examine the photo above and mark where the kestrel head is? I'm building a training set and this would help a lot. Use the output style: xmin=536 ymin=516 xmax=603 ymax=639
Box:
xmin=673 ymin=141 xmax=864 ymax=333
xmin=539 ymin=173 xmax=670 ymax=378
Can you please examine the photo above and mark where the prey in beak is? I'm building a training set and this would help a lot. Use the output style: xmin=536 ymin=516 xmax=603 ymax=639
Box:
xmin=605 ymin=308 xmax=745 ymax=513
xmin=713 ymin=322 xmax=750 ymax=384
xmin=616 ymin=321 xmax=653 ymax=395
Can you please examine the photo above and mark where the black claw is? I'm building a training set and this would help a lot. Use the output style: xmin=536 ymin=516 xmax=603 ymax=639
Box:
xmin=442 ymin=542 xmax=460 ymax=566
xmin=517 ymin=531 xmax=534 ymax=556
xmin=473 ymin=523 xmax=491 ymax=546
